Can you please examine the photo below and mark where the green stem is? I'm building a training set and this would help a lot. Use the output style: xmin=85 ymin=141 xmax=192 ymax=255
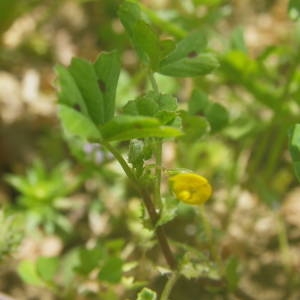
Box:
xmin=140 ymin=187 xmax=177 ymax=269
xmin=280 ymin=51 xmax=300 ymax=101
xmin=154 ymin=139 xmax=163 ymax=209
xmin=149 ymin=73 xmax=163 ymax=209
xmin=276 ymin=211 xmax=291 ymax=272
xmin=248 ymin=129 xmax=269 ymax=182
xmin=263 ymin=125 xmax=286 ymax=180
xmin=149 ymin=72 xmax=159 ymax=94
xmin=160 ymin=272 xmax=180 ymax=300
xmin=102 ymin=142 xmax=177 ymax=270
xmin=102 ymin=142 xmax=137 ymax=184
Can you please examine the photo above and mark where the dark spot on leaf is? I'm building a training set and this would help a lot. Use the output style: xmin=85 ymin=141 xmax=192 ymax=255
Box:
xmin=188 ymin=51 xmax=197 ymax=58
xmin=134 ymin=124 xmax=142 ymax=129
xmin=73 ymin=104 xmax=81 ymax=112
xmin=98 ymin=80 xmax=106 ymax=93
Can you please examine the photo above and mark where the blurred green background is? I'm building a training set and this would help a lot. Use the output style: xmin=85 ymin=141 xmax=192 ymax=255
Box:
xmin=1 ymin=0 xmax=300 ymax=299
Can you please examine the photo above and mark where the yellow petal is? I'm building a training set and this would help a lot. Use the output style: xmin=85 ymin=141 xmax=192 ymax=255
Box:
xmin=170 ymin=173 xmax=212 ymax=205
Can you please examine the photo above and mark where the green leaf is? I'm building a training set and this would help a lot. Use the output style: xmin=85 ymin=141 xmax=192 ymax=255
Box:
xmin=94 ymin=50 xmax=121 ymax=122
xmin=105 ymin=239 xmax=125 ymax=253
xmin=180 ymin=112 xmax=209 ymax=142
xmin=205 ymin=102 xmax=229 ymax=132
xmin=56 ymin=51 xmax=121 ymax=127
xmin=159 ymin=39 xmax=176 ymax=59
xmin=18 ymin=260 xmax=44 ymax=286
xmin=289 ymin=124 xmax=300 ymax=181
xmin=225 ymin=257 xmax=239 ymax=292
xmin=137 ymin=288 xmax=157 ymax=300
xmin=55 ymin=65 xmax=89 ymax=117
xmin=99 ymin=116 xmax=182 ymax=141
xmin=289 ymin=0 xmax=300 ymax=20
xmin=155 ymin=111 xmax=177 ymax=125
xmin=159 ymin=53 xmax=219 ymax=77
xmin=188 ymin=89 xmax=210 ymax=114
xmin=100 ymin=115 xmax=159 ymax=136
xmin=157 ymin=94 xmax=177 ymax=111
xmin=68 ymin=57 xmax=105 ymax=124
xmin=221 ymin=51 xmax=279 ymax=110
xmin=230 ymin=27 xmax=247 ymax=53
xmin=36 ymin=256 xmax=59 ymax=282
xmin=58 ymin=105 xmax=102 ymax=141
xmin=98 ymin=257 xmax=123 ymax=283
xmin=292 ymin=161 xmax=300 ymax=182
xmin=60 ymin=249 xmax=81 ymax=286
xmin=133 ymin=20 xmax=161 ymax=69
xmin=128 ymin=139 xmax=145 ymax=167
xmin=76 ymin=247 xmax=104 ymax=275
xmin=222 ymin=51 xmax=258 ymax=76
xmin=156 ymin=197 xmax=178 ymax=228
xmin=123 ymin=100 xmax=139 ymax=115
xmin=180 ymin=254 xmax=220 ymax=280
xmin=137 ymin=96 xmax=160 ymax=116
xmin=129 ymin=138 xmax=153 ymax=175
xmin=5 ymin=175 xmax=28 ymax=194
xmin=0 ymin=0 xmax=20 ymax=35
xmin=123 ymin=92 xmax=178 ymax=125
xmin=118 ymin=1 xmax=161 ymax=69
xmin=161 ymin=31 xmax=207 ymax=65
xmin=188 ymin=89 xmax=229 ymax=132
xmin=118 ymin=0 xmax=141 ymax=36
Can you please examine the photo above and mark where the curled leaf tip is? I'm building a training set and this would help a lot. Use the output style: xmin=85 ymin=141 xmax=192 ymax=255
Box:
xmin=170 ymin=173 xmax=212 ymax=205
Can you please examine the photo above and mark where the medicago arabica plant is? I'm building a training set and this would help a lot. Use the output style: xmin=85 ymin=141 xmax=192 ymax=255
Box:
xmin=55 ymin=1 xmax=240 ymax=299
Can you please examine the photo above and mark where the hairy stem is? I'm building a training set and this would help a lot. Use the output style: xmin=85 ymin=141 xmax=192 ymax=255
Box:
xmin=276 ymin=211 xmax=291 ymax=271
xmin=149 ymin=72 xmax=159 ymax=94
xmin=140 ymin=188 xmax=177 ymax=269
xmin=160 ymin=272 xmax=180 ymax=300
xmin=103 ymin=142 xmax=177 ymax=270
xmin=154 ymin=139 xmax=163 ymax=209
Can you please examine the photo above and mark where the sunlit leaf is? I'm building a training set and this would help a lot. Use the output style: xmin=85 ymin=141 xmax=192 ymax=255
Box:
xmin=188 ymin=89 xmax=229 ymax=132
xmin=225 ymin=257 xmax=239 ymax=292
xmin=55 ymin=65 xmax=89 ymax=117
xmin=76 ymin=247 xmax=104 ymax=275
xmin=289 ymin=0 xmax=300 ymax=20
xmin=137 ymin=287 xmax=157 ymax=300
xmin=94 ymin=50 xmax=121 ymax=122
xmin=159 ymin=53 xmax=219 ymax=77
xmin=18 ymin=260 xmax=44 ymax=287
xmin=58 ymin=105 xmax=102 ymax=141
xmin=36 ymin=256 xmax=59 ymax=282
xmin=99 ymin=115 xmax=182 ymax=141
xmin=161 ymin=31 xmax=207 ymax=65
xmin=289 ymin=124 xmax=300 ymax=181
xmin=205 ymin=102 xmax=229 ymax=131
xmin=156 ymin=197 xmax=178 ymax=228
xmin=68 ymin=58 xmax=105 ymax=124
xmin=180 ymin=112 xmax=209 ymax=142
xmin=118 ymin=1 xmax=161 ymax=69
xmin=98 ymin=257 xmax=123 ymax=283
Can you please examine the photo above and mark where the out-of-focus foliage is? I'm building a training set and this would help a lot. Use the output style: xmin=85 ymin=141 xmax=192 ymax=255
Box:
xmin=6 ymin=161 xmax=79 ymax=233
xmin=0 ymin=210 xmax=23 ymax=262
xmin=1 ymin=0 xmax=300 ymax=299
xmin=0 ymin=0 xmax=35 ymax=37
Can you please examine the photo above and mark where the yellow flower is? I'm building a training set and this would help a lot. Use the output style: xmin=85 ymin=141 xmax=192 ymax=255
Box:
xmin=170 ymin=173 xmax=212 ymax=205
